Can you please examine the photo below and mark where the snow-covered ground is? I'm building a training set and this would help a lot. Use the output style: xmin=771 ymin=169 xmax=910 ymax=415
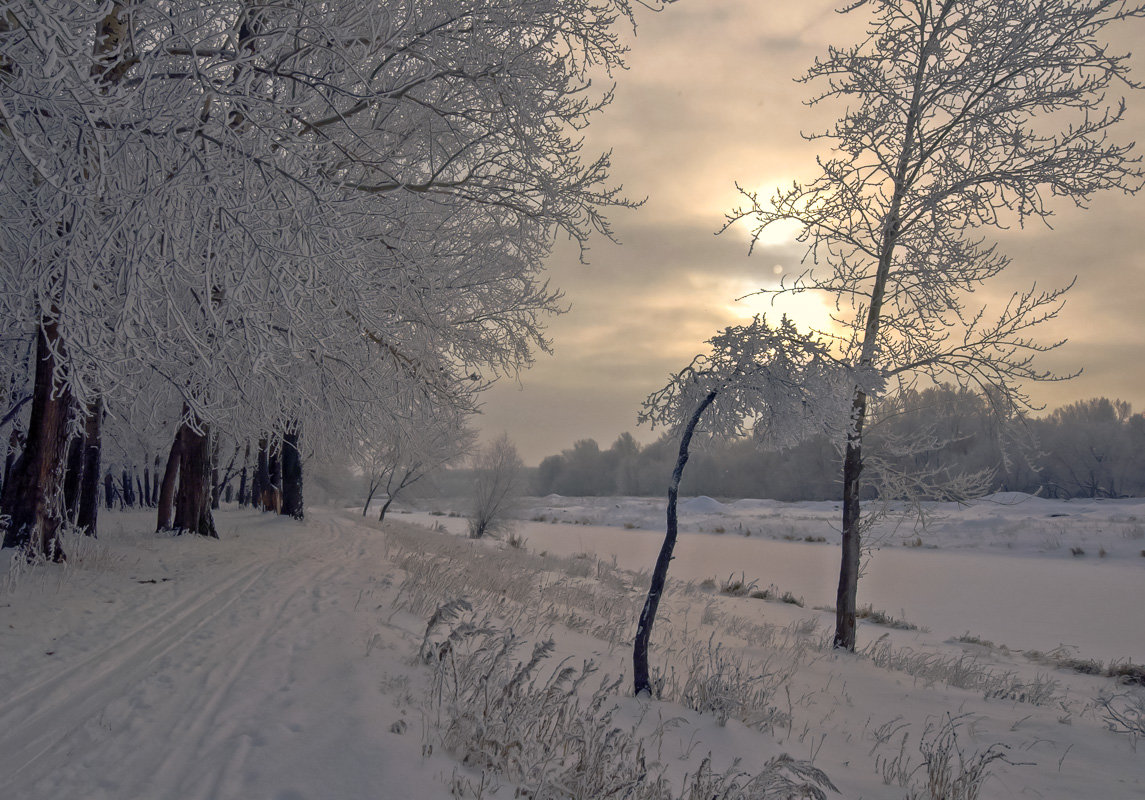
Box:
xmin=3 ymin=500 xmax=1143 ymax=799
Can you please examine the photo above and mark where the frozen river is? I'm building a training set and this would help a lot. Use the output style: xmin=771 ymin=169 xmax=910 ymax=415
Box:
xmin=403 ymin=510 xmax=1145 ymax=664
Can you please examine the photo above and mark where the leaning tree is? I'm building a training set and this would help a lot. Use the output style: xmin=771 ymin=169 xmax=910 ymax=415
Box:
xmin=632 ymin=315 xmax=877 ymax=697
xmin=728 ymin=0 xmax=1145 ymax=650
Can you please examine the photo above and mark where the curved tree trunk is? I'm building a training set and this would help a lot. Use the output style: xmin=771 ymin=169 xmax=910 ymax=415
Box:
xmin=2 ymin=320 xmax=71 ymax=561
xmin=76 ymin=397 xmax=102 ymax=537
xmin=173 ymin=420 xmax=217 ymax=538
xmin=377 ymin=496 xmax=394 ymax=524
xmin=280 ymin=427 xmax=303 ymax=520
xmin=156 ymin=422 xmax=185 ymax=531
xmin=633 ymin=390 xmax=716 ymax=697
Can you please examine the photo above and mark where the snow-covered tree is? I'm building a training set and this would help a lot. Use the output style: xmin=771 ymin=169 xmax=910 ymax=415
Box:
xmin=1 ymin=0 xmax=662 ymax=554
xmin=632 ymin=315 xmax=877 ymax=697
xmin=361 ymin=413 xmax=475 ymax=524
xmin=467 ymin=434 xmax=524 ymax=540
xmin=727 ymin=0 xmax=1145 ymax=650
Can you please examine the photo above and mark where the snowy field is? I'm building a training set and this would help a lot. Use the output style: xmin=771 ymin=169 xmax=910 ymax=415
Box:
xmin=2 ymin=501 xmax=1143 ymax=799
xmin=408 ymin=492 xmax=1145 ymax=664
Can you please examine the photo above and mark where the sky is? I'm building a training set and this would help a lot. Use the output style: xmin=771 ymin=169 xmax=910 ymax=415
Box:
xmin=478 ymin=0 xmax=1145 ymax=465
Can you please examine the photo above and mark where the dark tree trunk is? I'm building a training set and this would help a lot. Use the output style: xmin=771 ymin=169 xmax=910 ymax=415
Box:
xmin=142 ymin=468 xmax=152 ymax=509
xmin=62 ymin=432 xmax=84 ymax=522
xmin=363 ymin=480 xmax=379 ymax=517
xmin=156 ymin=422 xmax=185 ymax=531
xmin=104 ymin=471 xmax=115 ymax=509
xmin=2 ymin=320 xmax=70 ymax=561
xmin=833 ymin=389 xmax=869 ymax=652
xmin=121 ymin=468 xmax=135 ymax=507
xmin=76 ymin=397 xmax=102 ymax=536
xmin=224 ymin=484 xmax=233 ymax=503
xmin=281 ymin=428 xmax=304 ymax=521
xmin=633 ymin=390 xmax=716 ymax=697
xmin=280 ymin=428 xmax=303 ymax=519
xmin=377 ymin=496 xmax=394 ymax=524
xmin=136 ymin=474 xmax=144 ymax=508
xmin=173 ymin=420 xmax=217 ymax=538
xmin=237 ymin=440 xmax=250 ymax=507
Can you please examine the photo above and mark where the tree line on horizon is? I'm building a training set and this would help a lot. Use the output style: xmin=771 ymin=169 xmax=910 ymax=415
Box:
xmin=523 ymin=388 xmax=1145 ymax=501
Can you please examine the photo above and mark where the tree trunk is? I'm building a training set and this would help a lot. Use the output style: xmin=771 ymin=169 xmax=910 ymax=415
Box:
xmin=156 ymin=422 xmax=185 ymax=531
xmin=104 ymin=471 xmax=115 ymax=509
xmin=378 ymin=496 xmax=394 ymax=524
xmin=633 ymin=390 xmax=716 ymax=697
xmin=363 ymin=480 xmax=379 ymax=517
xmin=152 ymin=455 xmax=162 ymax=505
xmin=142 ymin=467 xmax=151 ymax=508
xmin=280 ymin=428 xmax=303 ymax=520
xmin=62 ymin=431 xmax=84 ymax=522
xmin=252 ymin=437 xmax=269 ymax=510
xmin=76 ymin=397 xmax=102 ymax=536
xmin=173 ymin=420 xmax=217 ymax=538
xmin=121 ymin=467 xmax=135 ymax=507
xmin=268 ymin=444 xmax=281 ymax=496
xmin=237 ymin=440 xmax=249 ymax=507
xmin=834 ymin=390 xmax=869 ymax=651
xmin=2 ymin=320 xmax=70 ymax=561
xmin=209 ymin=434 xmax=221 ymax=510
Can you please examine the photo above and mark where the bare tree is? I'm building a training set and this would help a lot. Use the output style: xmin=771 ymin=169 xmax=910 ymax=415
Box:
xmin=468 ymin=434 xmax=524 ymax=540
xmin=633 ymin=316 xmax=875 ymax=697
xmin=728 ymin=0 xmax=1145 ymax=651
xmin=362 ymin=416 xmax=474 ymax=524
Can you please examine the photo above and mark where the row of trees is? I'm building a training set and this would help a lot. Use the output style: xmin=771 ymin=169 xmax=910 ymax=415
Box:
xmin=1 ymin=0 xmax=659 ymax=558
xmin=531 ymin=390 xmax=1145 ymax=500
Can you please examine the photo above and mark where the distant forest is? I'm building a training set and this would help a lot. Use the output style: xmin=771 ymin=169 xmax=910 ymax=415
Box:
xmin=523 ymin=387 xmax=1145 ymax=501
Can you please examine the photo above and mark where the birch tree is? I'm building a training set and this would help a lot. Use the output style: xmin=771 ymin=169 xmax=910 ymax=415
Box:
xmin=728 ymin=0 xmax=1145 ymax=651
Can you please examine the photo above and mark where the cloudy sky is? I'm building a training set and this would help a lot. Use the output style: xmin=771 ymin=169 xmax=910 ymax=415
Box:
xmin=478 ymin=0 xmax=1145 ymax=464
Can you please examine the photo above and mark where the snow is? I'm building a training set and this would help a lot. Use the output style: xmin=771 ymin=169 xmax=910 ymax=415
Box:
xmin=3 ymin=501 xmax=1143 ymax=799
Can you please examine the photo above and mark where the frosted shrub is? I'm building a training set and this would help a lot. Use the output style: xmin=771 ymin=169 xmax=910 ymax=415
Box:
xmin=662 ymin=636 xmax=795 ymax=733
xmin=905 ymin=715 xmax=1013 ymax=800
xmin=864 ymin=637 xmax=1059 ymax=706
xmin=420 ymin=605 xmax=837 ymax=800
xmin=1099 ymin=690 xmax=1145 ymax=748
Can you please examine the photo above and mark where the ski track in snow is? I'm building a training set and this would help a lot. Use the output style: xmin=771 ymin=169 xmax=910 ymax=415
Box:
xmin=0 ymin=511 xmax=446 ymax=800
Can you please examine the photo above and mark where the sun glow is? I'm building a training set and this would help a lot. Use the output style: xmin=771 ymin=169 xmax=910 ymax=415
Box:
xmin=723 ymin=277 xmax=842 ymax=339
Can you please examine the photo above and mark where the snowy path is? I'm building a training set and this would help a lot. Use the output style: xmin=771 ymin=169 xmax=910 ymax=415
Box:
xmin=0 ymin=510 xmax=450 ymax=800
